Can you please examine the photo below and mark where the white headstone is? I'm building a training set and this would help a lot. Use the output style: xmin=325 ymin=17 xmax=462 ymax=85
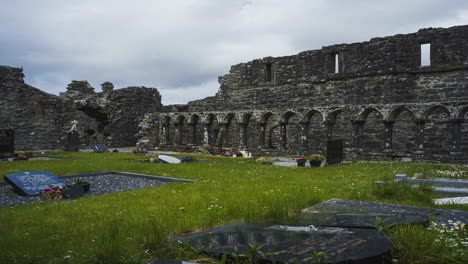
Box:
xmin=159 ymin=155 xmax=181 ymax=164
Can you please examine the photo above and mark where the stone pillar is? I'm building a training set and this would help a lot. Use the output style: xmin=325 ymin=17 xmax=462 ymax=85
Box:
xmin=324 ymin=121 xmax=334 ymax=141
xmin=203 ymin=124 xmax=210 ymax=147
xmin=189 ymin=123 xmax=197 ymax=145
xmin=279 ymin=122 xmax=287 ymax=149
xmin=450 ymin=119 xmax=463 ymax=155
xmin=216 ymin=124 xmax=227 ymax=147
xmin=415 ymin=120 xmax=425 ymax=154
xmin=382 ymin=121 xmax=394 ymax=153
xmin=351 ymin=120 xmax=364 ymax=150
xmin=174 ymin=124 xmax=182 ymax=145
xmin=258 ymin=123 xmax=266 ymax=149
xmin=239 ymin=123 xmax=247 ymax=149
xmin=160 ymin=125 xmax=167 ymax=146
xmin=299 ymin=121 xmax=309 ymax=150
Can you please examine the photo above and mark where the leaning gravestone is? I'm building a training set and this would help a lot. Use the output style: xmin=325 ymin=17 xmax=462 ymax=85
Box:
xmin=0 ymin=129 xmax=14 ymax=153
xmin=173 ymin=222 xmax=392 ymax=264
xmin=4 ymin=171 xmax=66 ymax=196
xmin=158 ymin=155 xmax=181 ymax=164
xmin=91 ymin=144 xmax=105 ymax=152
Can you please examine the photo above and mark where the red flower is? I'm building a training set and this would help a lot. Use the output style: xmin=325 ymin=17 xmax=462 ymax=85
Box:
xmin=296 ymin=158 xmax=305 ymax=162
xmin=44 ymin=188 xmax=52 ymax=192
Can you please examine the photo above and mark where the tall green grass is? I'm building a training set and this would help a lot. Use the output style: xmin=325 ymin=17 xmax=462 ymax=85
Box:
xmin=0 ymin=152 xmax=466 ymax=263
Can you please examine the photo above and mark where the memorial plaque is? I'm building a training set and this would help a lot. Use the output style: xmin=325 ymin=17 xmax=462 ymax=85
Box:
xmin=158 ymin=155 xmax=181 ymax=164
xmin=0 ymin=129 xmax=14 ymax=153
xmin=4 ymin=171 xmax=66 ymax=196
xmin=326 ymin=139 xmax=343 ymax=165
xmin=284 ymin=212 xmax=429 ymax=228
xmin=172 ymin=222 xmax=392 ymax=264
xmin=98 ymin=144 xmax=108 ymax=152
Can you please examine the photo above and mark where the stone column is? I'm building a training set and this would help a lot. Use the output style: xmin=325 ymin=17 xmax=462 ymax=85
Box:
xmin=351 ymin=120 xmax=364 ymax=150
xmin=382 ymin=121 xmax=394 ymax=153
xmin=279 ymin=122 xmax=287 ymax=149
xmin=189 ymin=123 xmax=197 ymax=145
xmin=415 ymin=120 xmax=425 ymax=154
xmin=258 ymin=123 xmax=266 ymax=149
xmin=299 ymin=121 xmax=309 ymax=150
xmin=203 ymin=124 xmax=210 ymax=147
xmin=216 ymin=124 xmax=227 ymax=147
xmin=324 ymin=121 xmax=334 ymax=141
xmin=450 ymin=119 xmax=463 ymax=155
xmin=239 ymin=123 xmax=247 ymax=149
xmin=160 ymin=125 xmax=167 ymax=146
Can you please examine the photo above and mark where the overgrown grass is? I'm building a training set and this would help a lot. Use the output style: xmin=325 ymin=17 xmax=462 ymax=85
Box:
xmin=0 ymin=152 xmax=466 ymax=263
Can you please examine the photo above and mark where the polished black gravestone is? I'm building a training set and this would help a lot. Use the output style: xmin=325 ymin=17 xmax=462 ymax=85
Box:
xmin=173 ymin=222 xmax=392 ymax=264
xmin=0 ymin=129 xmax=14 ymax=153
xmin=326 ymin=139 xmax=343 ymax=165
xmin=4 ymin=171 xmax=66 ymax=196
xmin=64 ymin=131 xmax=80 ymax=151
xmin=283 ymin=212 xmax=429 ymax=229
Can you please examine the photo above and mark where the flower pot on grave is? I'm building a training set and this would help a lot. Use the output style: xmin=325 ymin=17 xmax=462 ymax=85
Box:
xmin=79 ymin=183 xmax=91 ymax=193
xmin=297 ymin=160 xmax=306 ymax=167
xmin=309 ymin=160 xmax=322 ymax=167
xmin=63 ymin=185 xmax=85 ymax=199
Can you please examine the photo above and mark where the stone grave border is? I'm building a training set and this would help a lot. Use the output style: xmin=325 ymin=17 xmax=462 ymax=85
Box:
xmin=0 ymin=171 xmax=194 ymax=188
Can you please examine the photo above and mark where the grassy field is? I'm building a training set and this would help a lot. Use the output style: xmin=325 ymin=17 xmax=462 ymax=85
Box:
xmin=0 ymin=152 xmax=467 ymax=263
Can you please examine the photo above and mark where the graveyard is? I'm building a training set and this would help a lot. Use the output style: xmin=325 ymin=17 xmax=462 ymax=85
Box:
xmin=0 ymin=151 xmax=467 ymax=263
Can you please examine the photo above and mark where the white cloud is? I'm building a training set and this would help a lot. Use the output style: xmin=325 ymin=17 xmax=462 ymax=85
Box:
xmin=1 ymin=0 xmax=467 ymax=104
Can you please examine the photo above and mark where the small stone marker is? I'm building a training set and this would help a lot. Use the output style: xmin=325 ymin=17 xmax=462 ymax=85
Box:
xmin=172 ymin=222 xmax=392 ymax=264
xmin=158 ymin=155 xmax=181 ymax=164
xmin=4 ymin=171 xmax=66 ymax=196
xmin=91 ymin=144 xmax=105 ymax=152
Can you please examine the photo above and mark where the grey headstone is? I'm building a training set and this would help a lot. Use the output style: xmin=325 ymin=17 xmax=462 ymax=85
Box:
xmin=158 ymin=155 xmax=181 ymax=164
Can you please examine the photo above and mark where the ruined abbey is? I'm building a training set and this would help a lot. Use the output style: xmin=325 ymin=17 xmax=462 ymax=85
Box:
xmin=1 ymin=25 xmax=467 ymax=162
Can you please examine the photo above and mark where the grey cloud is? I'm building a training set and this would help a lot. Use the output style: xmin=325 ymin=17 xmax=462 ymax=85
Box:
xmin=1 ymin=0 xmax=467 ymax=104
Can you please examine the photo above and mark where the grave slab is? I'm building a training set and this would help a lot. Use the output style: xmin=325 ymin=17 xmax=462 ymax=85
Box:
xmin=284 ymin=211 xmax=429 ymax=228
xmin=159 ymin=155 xmax=181 ymax=164
xmin=433 ymin=196 xmax=468 ymax=205
xmin=305 ymin=199 xmax=468 ymax=225
xmin=172 ymin=222 xmax=392 ymax=264
xmin=4 ymin=171 xmax=66 ymax=196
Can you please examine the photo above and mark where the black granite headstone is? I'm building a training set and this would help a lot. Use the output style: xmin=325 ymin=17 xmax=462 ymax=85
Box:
xmin=172 ymin=222 xmax=392 ymax=264
xmin=91 ymin=144 xmax=104 ymax=152
xmin=4 ymin=171 xmax=67 ymax=196
xmin=284 ymin=212 xmax=429 ymax=229
xmin=64 ymin=131 xmax=80 ymax=151
xmin=0 ymin=129 xmax=14 ymax=153
xmin=326 ymin=140 xmax=343 ymax=165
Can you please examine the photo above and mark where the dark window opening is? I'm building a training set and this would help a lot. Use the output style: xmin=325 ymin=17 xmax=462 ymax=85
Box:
xmin=335 ymin=53 xmax=340 ymax=73
xmin=265 ymin=63 xmax=272 ymax=82
xmin=420 ymin=43 xmax=431 ymax=67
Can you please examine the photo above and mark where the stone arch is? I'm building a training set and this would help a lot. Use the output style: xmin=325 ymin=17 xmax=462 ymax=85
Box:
xmin=161 ymin=116 xmax=174 ymax=145
xmin=189 ymin=114 xmax=202 ymax=145
xmin=242 ymin=113 xmax=259 ymax=149
xmin=282 ymin=110 xmax=302 ymax=154
xmin=423 ymin=105 xmax=451 ymax=158
xmin=203 ymin=113 xmax=220 ymax=146
xmin=390 ymin=106 xmax=418 ymax=154
xmin=303 ymin=109 xmax=326 ymax=153
xmin=387 ymin=106 xmax=417 ymax=122
xmin=328 ymin=110 xmax=353 ymax=150
xmin=223 ymin=112 xmax=241 ymax=147
xmin=361 ymin=108 xmax=385 ymax=154
xmin=422 ymin=105 xmax=451 ymax=120
xmin=357 ymin=107 xmax=384 ymax=122
xmin=259 ymin=112 xmax=279 ymax=149
xmin=174 ymin=115 xmax=189 ymax=145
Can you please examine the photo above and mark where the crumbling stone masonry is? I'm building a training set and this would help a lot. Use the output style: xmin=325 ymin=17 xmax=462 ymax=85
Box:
xmin=0 ymin=66 xmax=162 ymax=150
xmin=138 ymin=25 xmax=468 ymax=163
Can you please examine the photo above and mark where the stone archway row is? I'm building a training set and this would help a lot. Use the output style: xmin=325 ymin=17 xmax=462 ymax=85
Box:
xmin=157 ymin=102 xmax=468 ymax=155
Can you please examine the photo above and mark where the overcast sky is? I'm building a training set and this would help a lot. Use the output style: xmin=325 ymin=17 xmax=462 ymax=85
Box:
xmin=1 ymin=0 xmax=467 ymax=105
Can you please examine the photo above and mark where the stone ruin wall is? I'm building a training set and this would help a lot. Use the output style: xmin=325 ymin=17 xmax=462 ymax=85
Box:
xmin=139 ymin=25 xmax=468 ymax=162
xmin=0 ymin=66 xmax=162 ymax=150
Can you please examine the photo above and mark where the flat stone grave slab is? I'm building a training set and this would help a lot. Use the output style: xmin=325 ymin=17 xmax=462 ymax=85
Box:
xmin=305 ymin=199 xmax=468 ymax=225
xmin=172 ymin=222 xmax=392 ymax=264
xmin=159 ymin=155 xmax=181 ymax=164
xmin=4 ymin=171 xmax=66 ymax=196
xmin=1 ymin=171 xmax=193 ymax=207
xmin=283 ymin=211 xmax=429 ymax=228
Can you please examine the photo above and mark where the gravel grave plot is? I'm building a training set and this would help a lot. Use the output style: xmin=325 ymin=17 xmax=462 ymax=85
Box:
xmin=0 ymin=173 xmax=171 ymax=207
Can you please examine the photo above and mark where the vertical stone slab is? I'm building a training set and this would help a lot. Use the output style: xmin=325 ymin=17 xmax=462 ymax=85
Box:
xmin=0 ymin=129 xmax=14 ymax=153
